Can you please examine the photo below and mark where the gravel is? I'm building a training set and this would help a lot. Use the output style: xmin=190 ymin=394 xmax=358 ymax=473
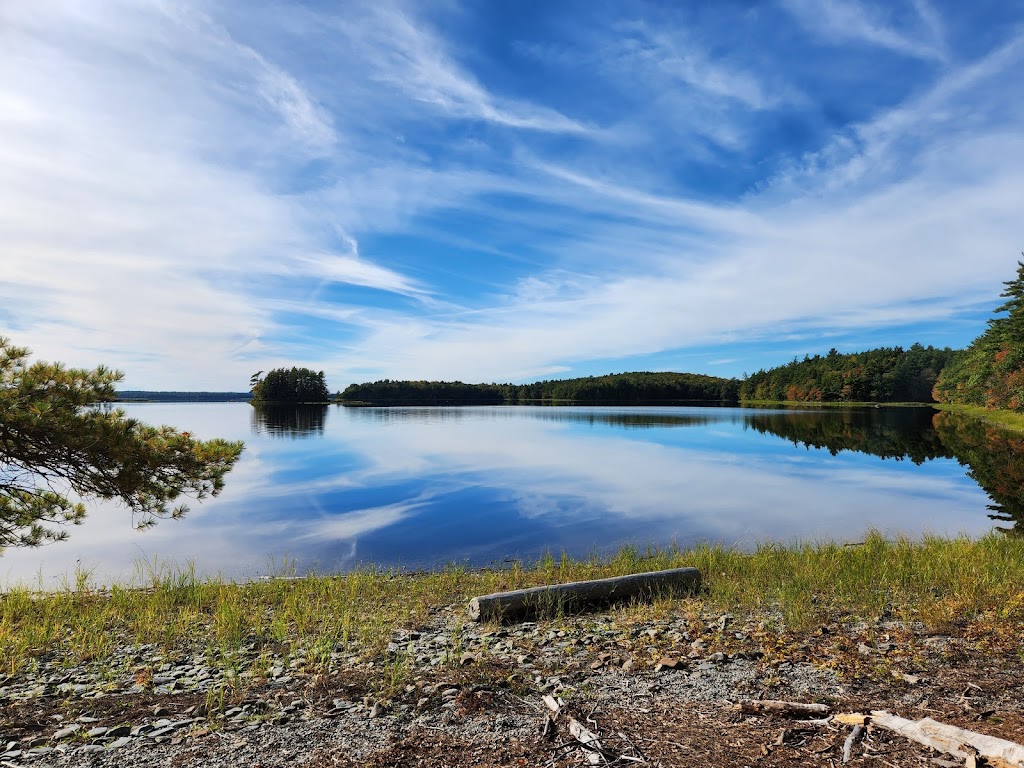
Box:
xmin=3 ymin=604 xmax=1018 ymax=767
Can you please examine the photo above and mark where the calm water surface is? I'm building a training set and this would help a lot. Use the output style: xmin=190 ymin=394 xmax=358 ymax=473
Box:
xmin=2 ymin=403 xmax=1019 ymax=586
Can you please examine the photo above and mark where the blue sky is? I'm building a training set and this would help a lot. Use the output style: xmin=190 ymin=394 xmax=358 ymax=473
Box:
xmin=2 ymin=1 xmax=1023 ymax=390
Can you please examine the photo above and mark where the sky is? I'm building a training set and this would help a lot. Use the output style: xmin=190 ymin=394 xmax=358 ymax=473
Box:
xmin=2 ymin=0 xmax=1023 ymax=391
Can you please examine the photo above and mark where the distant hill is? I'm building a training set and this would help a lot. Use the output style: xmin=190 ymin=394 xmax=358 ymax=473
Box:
xmin=114 ymin=391 xmax=252 ymax=402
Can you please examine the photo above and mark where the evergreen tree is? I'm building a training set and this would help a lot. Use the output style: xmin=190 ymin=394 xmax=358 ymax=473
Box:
xmin=0 ymin=339 xmax=244 ymax=548
xmin=934 ymin=260 xmax=1024 ymax=411
xmin=984 ymin=259 xmax=1024 ymax=348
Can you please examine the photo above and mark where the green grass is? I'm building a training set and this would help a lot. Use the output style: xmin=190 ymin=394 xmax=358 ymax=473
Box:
xmin=933 ymin=403 xmax=1024 ymax=432
xmin=3 ymin=534 xmax=1024 ymax=686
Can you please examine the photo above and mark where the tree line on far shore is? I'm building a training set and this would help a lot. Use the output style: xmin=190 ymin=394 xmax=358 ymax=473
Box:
xmin=339 ymin=371 xmax=741 ymax=406
xmin=739 ymin=344 xmax=958 ymax=403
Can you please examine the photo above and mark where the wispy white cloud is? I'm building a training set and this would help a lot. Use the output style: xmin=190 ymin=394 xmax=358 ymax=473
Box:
xmin=335 ymin=4 xmax=591 ymax=134
xmin=614 ymin=22 xmax=796 ymax=111
xmin=518 ymin=14 xmax=801 ymax=153
xmin=764 ymin=29 xmax=1024 ymax=194
xmin=782 ymin=0 xmax=948 ymax=61
xmin=0 ymin=1 xmax=422 ymax=387
xmin=338 ymin=125 xmax=1024 ymax=383
xmin=1 ymin=1 xmax=1022 ymax=390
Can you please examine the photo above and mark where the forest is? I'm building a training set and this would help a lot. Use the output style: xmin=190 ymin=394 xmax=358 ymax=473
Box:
xmin=339 ymin=372 xmax=740 ymax=406
xmin=739 ymin=344 xmax=958 ymax=403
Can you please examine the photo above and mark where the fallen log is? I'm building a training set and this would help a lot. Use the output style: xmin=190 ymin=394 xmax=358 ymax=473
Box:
xmin=840 ymin=711 xmax=1024 ymax=768
xmin=468 ymin=567 xmax=702 ymax=622
xmin=734 ymin=700 xmax=831 ymax=718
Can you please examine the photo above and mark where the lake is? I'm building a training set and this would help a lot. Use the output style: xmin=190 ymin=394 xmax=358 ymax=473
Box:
xmin=2 ymin=403 xmax=1019 ymax=587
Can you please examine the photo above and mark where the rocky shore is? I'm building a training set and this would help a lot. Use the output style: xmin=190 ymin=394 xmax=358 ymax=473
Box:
xmin=3 ymin=602 xmax=1023 ymax=767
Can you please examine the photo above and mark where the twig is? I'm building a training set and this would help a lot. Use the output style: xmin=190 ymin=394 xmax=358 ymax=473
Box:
xmin=843 ymin=724 xmax=864 ymax=764
xmin=616 ymin=730 xmax=648 ymax=761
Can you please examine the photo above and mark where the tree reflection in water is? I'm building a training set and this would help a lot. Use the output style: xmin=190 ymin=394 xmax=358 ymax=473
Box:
xmin=745 ymin=407 xmax=1024 ymax=536
xmin=250 ymin=405 xmax=328 ymax=438
xmin=744 ymin=407 xmax=951 ymax=464
xmin=931 ymin=412 xmax=1024 ymax=536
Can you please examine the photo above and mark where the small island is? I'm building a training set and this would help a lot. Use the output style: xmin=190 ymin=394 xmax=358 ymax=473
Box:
xmin=249 ymin=367 xmax=332 ymax=404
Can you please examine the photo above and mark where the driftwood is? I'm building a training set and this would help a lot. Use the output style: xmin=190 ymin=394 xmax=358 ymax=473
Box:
xmin=468 ymin=567 xmax=702 ymax=622
xmin=839 ymin=711 xmax=1024 ymax=768
xmin=734 ymin=700 xmax=831 ymax=718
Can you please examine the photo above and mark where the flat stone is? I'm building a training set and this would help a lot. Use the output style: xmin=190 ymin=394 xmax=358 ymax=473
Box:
xmin=108 ymin=737 xmax=132 ymax=749
xmin=52 ymin=724 xmax=80 ymax=740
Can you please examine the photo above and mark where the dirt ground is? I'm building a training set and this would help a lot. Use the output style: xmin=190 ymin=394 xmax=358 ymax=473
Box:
xmin=4 ymin=607 xmax=1024 ymax=767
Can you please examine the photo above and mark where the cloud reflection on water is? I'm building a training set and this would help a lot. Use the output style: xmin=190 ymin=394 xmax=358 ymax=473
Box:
xmin=0 ymin=404 xmax=995 ymax=586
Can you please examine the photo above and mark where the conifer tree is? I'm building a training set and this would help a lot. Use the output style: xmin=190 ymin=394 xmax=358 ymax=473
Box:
xmin=0 ymin=339 xmax=244 ymax=548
